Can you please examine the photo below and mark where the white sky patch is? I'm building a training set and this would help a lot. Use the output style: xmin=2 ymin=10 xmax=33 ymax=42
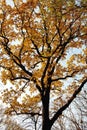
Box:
xmin=0 ymin=80 xmax=15 ymax=91
xmin=75 ymin=0 xmax=81 ymax=6
xmin=6 ymin=0 xmax=14 ymax=7
xmin=34 ymin=6 xmax=41 ymax=23
xmin=59 ymin=45 xmax=86 ymax=67
xmin=34 ymin=6 xmax=40 ymax=13
xmin=34 ymin=17 xmax=41 ymax=23
xmin=22 ymin=0 xmax=27 ymax=2
xmin=11 ymin=39 xmax=22 ymax=45
xmin=6 ymin=0 xmax=27 ymax=7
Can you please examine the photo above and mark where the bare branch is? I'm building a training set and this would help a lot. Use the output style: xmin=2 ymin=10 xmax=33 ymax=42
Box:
xmin=50 ymin=78 xmax=87 ymax=125
xmin=51 ymin=71 xmax=79 ymax=82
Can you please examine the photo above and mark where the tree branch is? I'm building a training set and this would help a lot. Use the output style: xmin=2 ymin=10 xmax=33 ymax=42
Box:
xmin=0 ymin=36 xmax=33 ymax=77
xmin=50 ymin=78 xmax=87 ymax=126
xmin=41 ymin=57 xmax=50 ymax=90
xmin=10 ymin=104 xmax=42 ymax=116
xmin=51 ymin=71 xmax=78 ymax=82
xmin=11 ymin=76 xmax=29 ymax=81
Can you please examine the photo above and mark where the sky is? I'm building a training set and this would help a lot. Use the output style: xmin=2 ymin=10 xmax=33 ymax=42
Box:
xmin=6 ymin=0 xmax=27 ymax=7
xmin=0 ymin=1 xmax=87 ymax=130
xmin=6 ymin=0 xmax=14 ymax=7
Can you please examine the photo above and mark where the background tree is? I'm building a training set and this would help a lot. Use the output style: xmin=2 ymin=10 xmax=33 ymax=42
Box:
xmin=5 ymin=117 xmax=25 ymax=130
xmin=0 ymin=0 xmax=87 ymax=130
xmin=0 ymin=106 xmax=24 ymax=130
xmin=52 ymin=86 xmax=87 ymax=130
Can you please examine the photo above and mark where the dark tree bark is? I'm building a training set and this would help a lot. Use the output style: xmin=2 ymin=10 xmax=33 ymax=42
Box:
xmin=42 ymin=79 xmax=87 ymax=130
xmin=41 ymin=87 xmax=52 ymax=130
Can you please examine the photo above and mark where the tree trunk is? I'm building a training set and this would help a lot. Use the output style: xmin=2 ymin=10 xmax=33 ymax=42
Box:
xmin=42 ymin=99 xmax=51 ymax=130
xmin=42 ymin=88 xmax=52 ymax=130
xmin=42 ymin=121 xmax=51 ymax=130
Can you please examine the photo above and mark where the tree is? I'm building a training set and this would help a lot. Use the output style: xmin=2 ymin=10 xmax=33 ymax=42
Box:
xmin=0 ymin=107 xmax=24 ymax=130
xmin=52 ymin=86 xmax=87 ymax=130
xmin=0 ymin=0 xmax=87 ymax=130
xmin=4 ymin=117 xmax=25 ymax=130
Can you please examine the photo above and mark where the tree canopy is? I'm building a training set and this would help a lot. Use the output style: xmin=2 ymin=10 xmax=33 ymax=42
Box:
xmin=0 ymin=0 xmax=87 ymax=130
